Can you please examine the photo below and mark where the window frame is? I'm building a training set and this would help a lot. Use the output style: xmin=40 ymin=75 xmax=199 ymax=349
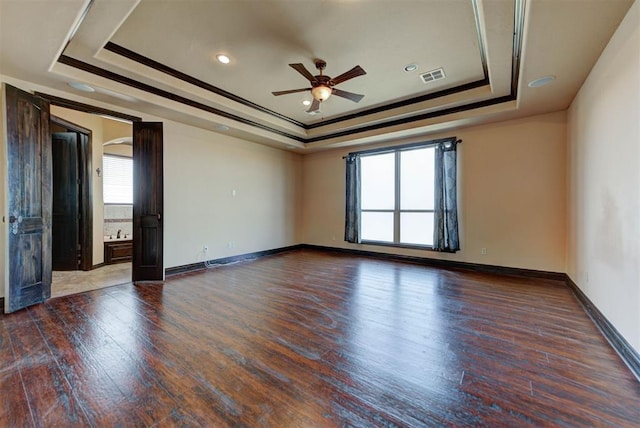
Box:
xmin=354 ymin=138 xmax=454 ymax=250
xmin=102 ymin=153 xmax=134 ymax=205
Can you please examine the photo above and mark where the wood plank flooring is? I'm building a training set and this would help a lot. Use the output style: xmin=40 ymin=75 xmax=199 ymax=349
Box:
xmin=2 ymin=249 xmax=639 ymax=426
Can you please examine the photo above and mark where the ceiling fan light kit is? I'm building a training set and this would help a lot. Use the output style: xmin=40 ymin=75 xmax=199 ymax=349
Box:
xmin=311 ymin=85 xmax=332 ymax=101
xmin=273 ymin=59 xmax=366 ymax=112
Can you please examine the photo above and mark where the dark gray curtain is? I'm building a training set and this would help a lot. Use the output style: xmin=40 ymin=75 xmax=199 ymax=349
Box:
xmin=344 ymin=154 xmax=361 ymax=243
xmin=433 ymin=139 xmax=460 ymax=252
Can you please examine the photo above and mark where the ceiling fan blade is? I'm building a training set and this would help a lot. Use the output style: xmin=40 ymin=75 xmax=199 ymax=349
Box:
xmin=332 ymin=88 xmax=365 ymax=103
xmin=289 ymin=63 xmax=317 ymax=83
xmin=306 ymin=98 xmax=320 ymax=113
xmin=330 ymin=65 xmax=366 ymax=86
xmin=272 ymin=88 xmax=310 ymax=96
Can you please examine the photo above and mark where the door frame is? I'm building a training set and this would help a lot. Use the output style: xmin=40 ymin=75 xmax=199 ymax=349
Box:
xmin=50 ymin=115 xmax=93 ymax=270
xmin=36 ymin=94 xmax=164 ymax=283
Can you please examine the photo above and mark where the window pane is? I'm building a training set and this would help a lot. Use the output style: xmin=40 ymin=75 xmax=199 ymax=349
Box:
xmin=361 ymin=153 xmax=395 ymax=209
xmin=400 ymin=147 xmax=434 ymax=210
xmin=400 ymin=212 xmax=434 ymax=246
xmin=361 ymin=212 xmax=394 ymax=242
xmin=103 ymin=155 xmax=133 ymax=204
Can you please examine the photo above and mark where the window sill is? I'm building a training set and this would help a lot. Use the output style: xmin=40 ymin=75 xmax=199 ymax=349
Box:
xmin=359 ymin=240 xmax=436 ymax=251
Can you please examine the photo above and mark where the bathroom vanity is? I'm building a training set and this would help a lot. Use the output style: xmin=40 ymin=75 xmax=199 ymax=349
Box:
xmin=104 ymin=239 xmax=133 ymax=264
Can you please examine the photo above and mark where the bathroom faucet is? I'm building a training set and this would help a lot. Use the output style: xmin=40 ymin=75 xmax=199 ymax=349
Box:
xmin=117 ymin=229 xmax=122 ymax=239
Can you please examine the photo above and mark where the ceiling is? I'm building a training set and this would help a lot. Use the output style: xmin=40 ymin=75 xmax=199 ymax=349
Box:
xmin=0 ymin=0 xmax=634 ymax=152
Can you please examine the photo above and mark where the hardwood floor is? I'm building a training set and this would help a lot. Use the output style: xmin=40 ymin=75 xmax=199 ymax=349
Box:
xmin=2 ymin=249 xmax=639 ymax=426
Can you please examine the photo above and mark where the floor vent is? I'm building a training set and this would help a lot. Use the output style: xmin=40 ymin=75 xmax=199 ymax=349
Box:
xmin=420 ymin=68 xmax=446 ymax=84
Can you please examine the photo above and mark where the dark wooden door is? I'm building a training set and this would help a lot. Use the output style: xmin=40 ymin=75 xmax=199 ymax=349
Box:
xmin=51 ymin=116 xmax=93 ymax=271
xmin=4 ymin=84 xmax=52 ymax=313
xmin=52 ymin=132 xmax=79 ymax=270
xmin=77 ymin=132 xmax=93 ymax=271
xmin=132 ymin=122 xmax=163 ymax=282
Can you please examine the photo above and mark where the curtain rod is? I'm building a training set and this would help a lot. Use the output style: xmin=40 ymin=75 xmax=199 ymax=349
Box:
xmin=342 ymin=137 xmax=461 ymax=159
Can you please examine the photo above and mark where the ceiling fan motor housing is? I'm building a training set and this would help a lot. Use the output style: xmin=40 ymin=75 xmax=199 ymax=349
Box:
xmin=314 ymin=59 xmax=327 ymax=71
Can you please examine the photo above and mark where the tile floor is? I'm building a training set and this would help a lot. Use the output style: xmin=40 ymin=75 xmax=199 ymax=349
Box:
xmin=52 ymin=263 xmax=132 ymax=298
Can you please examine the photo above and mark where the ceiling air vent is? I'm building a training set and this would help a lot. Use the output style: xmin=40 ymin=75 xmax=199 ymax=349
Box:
xmin=420 ymin=68 xmax=446 ymax=84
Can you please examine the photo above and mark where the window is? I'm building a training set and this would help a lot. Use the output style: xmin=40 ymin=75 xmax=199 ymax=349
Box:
xmin=103 ymin=155 xmax=133 ymax=204
xmin=345 ymin=138 xmax=460 ymax=252
xmin=360 ymin=146 xmax=435 ymax=246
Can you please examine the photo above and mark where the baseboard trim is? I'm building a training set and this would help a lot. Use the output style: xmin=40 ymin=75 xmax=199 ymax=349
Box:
xmin=90 ymin=263 xmax=106 ymax=270
xmin=564 ymin=275 xmax=640 ymax=381
xmin=165 ymin=244 xmax=303 ymax=277
xmin=300 ymin=244 xmax=566 ymax=281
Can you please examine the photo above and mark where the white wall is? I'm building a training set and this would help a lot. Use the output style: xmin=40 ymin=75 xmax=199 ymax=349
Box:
xmin=302 ymin=111 xmax=567 ymax=273
xmin=163 ymin=121 xmax=302 ymax=268
xmin=567 ymin=0 xmax=640 ymax=351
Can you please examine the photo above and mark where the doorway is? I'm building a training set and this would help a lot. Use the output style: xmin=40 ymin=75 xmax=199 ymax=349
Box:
xmin=51 ymin=116 xmax=92 ymax=271
xmin=49 ymin=106 xmax=134 ymax=298
xmin=3 ymin=84 xmax=164 ymax=312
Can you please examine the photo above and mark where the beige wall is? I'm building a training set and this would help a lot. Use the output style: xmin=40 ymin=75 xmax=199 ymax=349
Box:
xmin=102 ymin=117 xmax=132 ymax=157
xmin=104 ymin=144 xmax=132 ymax=157
xmin=163 ymin=121 xmax=302 ymax=268
xmin=51 ymin=106 xmax=106 ymax=265
xmin=302 ymin=111 xmax=567 ymax=272
xmin=102 ymin=118 xmax=132 ymax=144
xmin=47 ymin=107 xmax=303 ymax=270
xmin=0 ymin=80 xmax=303 ymax=299
xmin=567 ymin=1 xmax=640 ymax=351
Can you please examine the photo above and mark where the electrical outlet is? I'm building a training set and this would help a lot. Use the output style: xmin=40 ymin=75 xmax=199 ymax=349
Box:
xmin=203 ymin=245 xmax=208 ymax=253
xmin=227 ymin=241 xmax=234 ymax=249
xmin=481 ymin=247 xmax=487 ymax=255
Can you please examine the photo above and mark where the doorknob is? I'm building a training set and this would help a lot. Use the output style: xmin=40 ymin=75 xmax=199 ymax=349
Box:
xmin=9 ymin=213 xmax=22 ymax=235
xmin=157 ymin=212 xmax=161 ymax=221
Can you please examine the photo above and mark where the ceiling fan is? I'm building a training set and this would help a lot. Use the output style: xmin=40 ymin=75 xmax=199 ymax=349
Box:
xmin=272 ymin=60 xmax=367 ymax=112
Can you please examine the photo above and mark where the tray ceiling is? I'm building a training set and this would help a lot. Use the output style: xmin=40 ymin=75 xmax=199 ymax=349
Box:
xmin=0 ymin=0 xmax=634 ymax=152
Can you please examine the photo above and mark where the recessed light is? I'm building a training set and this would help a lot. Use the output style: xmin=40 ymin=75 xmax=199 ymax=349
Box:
xmin=216 ymin=54 xmax=231 ymax=64
xmin=528 ymin=75 xmax=555 ymax=88
xmin=215 ymin=124 xmax=230 ymax=131
xmin=404 ymin=63 xmax=418 ymax=72
xmin=68 ymin=82 xmax=95 ymax=92
xmin=302 ymin=100 xmax=311 ymax=106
